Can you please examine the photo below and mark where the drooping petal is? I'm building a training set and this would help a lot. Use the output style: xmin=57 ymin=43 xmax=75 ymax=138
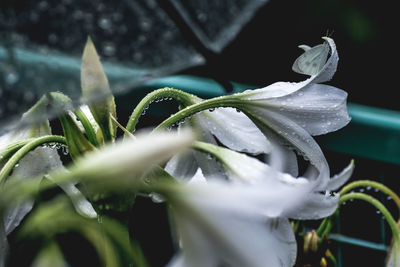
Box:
xmin=311 ymin=37 xmax=339 ymax=84
xmin=285 ymin=162 xmax=354 ymax=220
xmin=241 ymin=107 xmax=330 ymax=186
xmin=326 ymin=160 xmax=355 ymax=191
xmin=285 ymin=192 xmax=339 ymax=220
xmin=196 ymin=107 xmax=271 ymax=154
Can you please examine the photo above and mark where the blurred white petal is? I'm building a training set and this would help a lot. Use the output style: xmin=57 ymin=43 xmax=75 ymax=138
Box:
xmin=167 ymin=178 xmax=312 ymax=267
xmin=72 ymin=130 xmax=195 ymax=182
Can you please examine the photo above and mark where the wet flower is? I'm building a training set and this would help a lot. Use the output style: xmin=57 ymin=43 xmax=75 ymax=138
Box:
xmin=165 ymin=169 xmax=312 ymax=267
xmin=230 ymin=37 xmax=349 ymax=188
xmin=164 ymin=141 xmax=353 ymax=267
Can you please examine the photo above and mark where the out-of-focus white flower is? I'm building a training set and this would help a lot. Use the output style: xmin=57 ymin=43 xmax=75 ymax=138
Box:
xmin=166 ymin=169 xmax=312 ymax=267
xmin=164 ymin=142 xmax=353 ymax=267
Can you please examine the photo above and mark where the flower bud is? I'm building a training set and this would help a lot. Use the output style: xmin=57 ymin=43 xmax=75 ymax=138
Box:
xmin=81 ymin=37 xmax=116 ymax=142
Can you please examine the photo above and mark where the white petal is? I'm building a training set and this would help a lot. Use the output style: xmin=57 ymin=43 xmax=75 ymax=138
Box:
xmin=311 ymin=37 xmax=339 ymax=84
xmin=165 ymin=151 xmax=198 ymax=181
xmin=326 ymin=161 xmax=354 ymax=191
xmin=188 ymin=168 xmax=207 ymax=184
xmin=72 ymin=130 xmax=195 ymax=181
xmin=193 ymin=150 xmax=228 ymax=181
xmin=197 ymin=108 xmax=271 ymax=154
xmin=285 ymin=192 xmax=339 ymax=220
xmin=244 ymin=107 xmax=330 ymax=186
xmin=257 ymin=83 xmax=350 ymax=136
xmin=241 ymin=79 xmax=311 ymax=100
xmin=386 ymin=240 xmax=400 ymax=267
xmin=169 ymin=180 xmax=306 ymax=267
xmin=4 ymin=147 xmax=62 ymax=235
xmin=267 ymin=138 xmax=299 ymax=177
xmin=55 ymin=180 xmax=97 ymax=219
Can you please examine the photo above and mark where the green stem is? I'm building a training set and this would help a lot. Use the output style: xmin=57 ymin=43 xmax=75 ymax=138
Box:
xmin=316 ymin=216 xmax=330 ymax=237
xmin=125 ymin=87 xmax=198 ymax=135
xmin=339 ymin=180 xmax=400 ymax=216
xmin=339 ymin=192 xmax=400 ymax=242
xmin=153 ymin=96 xmax=243 ymax=132
xmin=0 ymin=135 xmax=66 ymax=184
xmin=0 ymin=138 xmax=34 ymax=163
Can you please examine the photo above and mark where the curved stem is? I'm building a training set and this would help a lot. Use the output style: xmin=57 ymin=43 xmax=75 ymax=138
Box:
xmin=0 ymin=135 xmax=66 ymax=184
xmin=339 ymin=192 xmax=400 ymax=242
xmin=153 ymin=96 xmax=243 ymax=132
xmin=125 ymin=87 xmax=198 ymax=135
xmin=339 ymin=180 xmax=400 ymax=216
xmin=316 ymin=216 xmax=330 ymax=237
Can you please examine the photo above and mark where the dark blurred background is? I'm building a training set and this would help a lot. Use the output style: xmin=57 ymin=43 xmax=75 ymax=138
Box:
xmin=182 ymin=0 xmax=399 ymax=110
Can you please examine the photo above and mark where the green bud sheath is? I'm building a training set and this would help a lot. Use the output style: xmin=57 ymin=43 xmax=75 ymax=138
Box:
xmin=81 ymin=37 xmax=117 ymax=143
xmin=59 ymin=114 xmax=96 ymax=161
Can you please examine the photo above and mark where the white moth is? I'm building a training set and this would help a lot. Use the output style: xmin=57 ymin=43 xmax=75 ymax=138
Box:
xmin=292 ymin=39 xmax=330 ymax=76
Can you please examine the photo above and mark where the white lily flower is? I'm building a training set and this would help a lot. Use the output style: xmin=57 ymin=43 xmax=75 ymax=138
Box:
xmin=227 ymin=37 xmax=350 ymax=188
xmin=166 ymin=169 xmax=313 ymax=267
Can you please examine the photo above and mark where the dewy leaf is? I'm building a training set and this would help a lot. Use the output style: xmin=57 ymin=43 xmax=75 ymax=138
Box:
xmin=81 ymin=37 xmax=117 ymax=142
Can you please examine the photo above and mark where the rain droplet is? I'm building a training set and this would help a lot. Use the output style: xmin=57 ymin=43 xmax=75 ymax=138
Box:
xmin=376 ymin=210 xmax=381 ymax=214
xmin=366 ymin=186 xmax=372 ymax=190
xmin=48 ymin=33 xmax=58 ymax=44
xmin=5 ymin=71 xmax=19 ymax=85
xmin=387 ymin=196 xmax=392 ymax=200
xmin=208 ymin=108 xmax=215 ymax=112
xmin=38 ymin=1 xmax=49 ymax=11
xmin=98 ymin=16 xmax=112 ymax=30
xmin=102 ymin=42 xmax=116 ymax=57
xmin=62 ymin=146 xmax=69 ymax=155
xmin=359 ymin=188 xmax=365 ymax=192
